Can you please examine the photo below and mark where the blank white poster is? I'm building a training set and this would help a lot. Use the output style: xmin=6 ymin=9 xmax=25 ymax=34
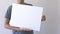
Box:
xmin=10 ymin=3 xmax=43 ymax=31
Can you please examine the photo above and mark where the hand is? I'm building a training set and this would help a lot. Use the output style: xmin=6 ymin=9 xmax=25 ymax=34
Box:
xmin=20 ymin=27 xmax=33 ymax=31
xmin=41 ymin=15 xmax=46 ymax=21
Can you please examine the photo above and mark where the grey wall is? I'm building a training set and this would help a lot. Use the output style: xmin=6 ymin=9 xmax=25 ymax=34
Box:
xmin=57 ymin=0 xmax=60 ymax=34
xmin=0 ymin=0 xmax=58 ymax=34
xmin=46 ymin=0 xmax=58 ymax=34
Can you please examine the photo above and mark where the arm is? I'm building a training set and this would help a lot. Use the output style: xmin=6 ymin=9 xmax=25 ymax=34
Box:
xmin=4 ymin=18 xmax=20 ymax=30
xmin=4 ymin=5 xmax=32 ymax=31
xmin=4 ymin=18 xmax=32 ymax=31
xmin=4 ymin=6 xmax=21 ymax=30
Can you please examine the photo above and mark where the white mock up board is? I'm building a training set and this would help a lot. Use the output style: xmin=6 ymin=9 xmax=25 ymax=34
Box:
xmin=10 ymin=3 xmax=43 ymax=31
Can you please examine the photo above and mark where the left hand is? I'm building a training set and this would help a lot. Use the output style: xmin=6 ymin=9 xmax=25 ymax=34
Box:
xmin=41 ymin=15 xmax=46 ymax=21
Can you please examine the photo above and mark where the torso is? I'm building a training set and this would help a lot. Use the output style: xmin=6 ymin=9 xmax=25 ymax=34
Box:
xmin=6 ymin=3 xmax=33 ymax=34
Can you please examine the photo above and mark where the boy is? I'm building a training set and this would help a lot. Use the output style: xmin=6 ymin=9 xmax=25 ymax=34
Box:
xmin=4 ymin=0 xmax=46 ymax=34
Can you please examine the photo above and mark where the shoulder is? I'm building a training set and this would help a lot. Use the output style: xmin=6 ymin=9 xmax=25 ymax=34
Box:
xmin=8 ymin=5 xmax=12 ymax=10
xmin=24 ymin=3 xmax=33 ymax=6
xmin=7 ymin=5 xmax=12 ymax=13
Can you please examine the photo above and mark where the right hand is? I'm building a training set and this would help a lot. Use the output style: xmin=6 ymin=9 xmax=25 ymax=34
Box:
xmin=20 ymin=27 xmax=33 ymax=31
xmin=6 ymin=25 xmax=32 ymax=31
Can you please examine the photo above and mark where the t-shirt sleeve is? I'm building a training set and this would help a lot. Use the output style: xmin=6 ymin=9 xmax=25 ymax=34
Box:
xmin=5 ymin=5 xmax=12 ymax=20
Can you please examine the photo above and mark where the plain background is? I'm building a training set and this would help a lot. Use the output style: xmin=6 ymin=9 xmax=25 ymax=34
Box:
xmin=0 ymin=0 xmax=59 ymax=34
